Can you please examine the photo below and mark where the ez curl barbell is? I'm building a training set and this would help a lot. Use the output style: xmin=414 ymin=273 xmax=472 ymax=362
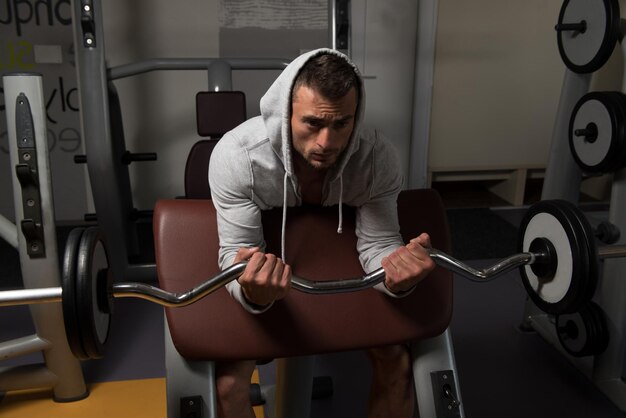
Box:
xmin=0 ymin=199 xmax=622 ymax=360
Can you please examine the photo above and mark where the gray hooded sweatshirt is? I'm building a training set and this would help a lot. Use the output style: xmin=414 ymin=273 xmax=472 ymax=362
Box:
xmin=208 ymin=48 xmax=407 ymax=313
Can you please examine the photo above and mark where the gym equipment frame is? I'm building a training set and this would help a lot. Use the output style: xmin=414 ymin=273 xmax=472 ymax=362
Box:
xmin=69 ymin=0 xmax=289 ymax=285
xmin=528 ymin=0 xmax=626 ymax=412
xmin=0 ymin=74 xmax=87 ymax=401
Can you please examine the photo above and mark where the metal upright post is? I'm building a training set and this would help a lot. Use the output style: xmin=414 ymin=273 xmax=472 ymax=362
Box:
xmin=70 ymin=0 xmax=135 ymax=281
xmin=274 ymin=356 xmax=315 ymax=418
xmin=328 ymin=0 xmax=351 ymax=55
xmin=592 ymin=168 xmax=626 ymax=411
xmin=207 ymin=60 xmax=233 ymax=91
xmin=540 ymin=69 xmax=590 ymax=202
xmin=412 ymin=329 xmax=465 ymax=418
xmin=591 ymin=38 xmax=626 ymax=410
xmin=164 ymin=318 xmax=217 ymax=418
xmin=2 ymin=73 xmax=86 ymax=401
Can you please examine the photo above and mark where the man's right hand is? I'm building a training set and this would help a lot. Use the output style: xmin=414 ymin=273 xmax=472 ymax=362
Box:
xmin=233 ymin=247 xmax=292 ymax=307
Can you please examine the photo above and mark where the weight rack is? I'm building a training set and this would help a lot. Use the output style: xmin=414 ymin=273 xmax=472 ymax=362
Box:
xmin=0 ymin=74 xmax=87 ymax=401
xmin=527 ymin=0 xmax=626 ymax=411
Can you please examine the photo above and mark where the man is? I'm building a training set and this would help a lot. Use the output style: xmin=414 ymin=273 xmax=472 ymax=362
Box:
xmin=208 ymin=48 xmax=435 ymax=418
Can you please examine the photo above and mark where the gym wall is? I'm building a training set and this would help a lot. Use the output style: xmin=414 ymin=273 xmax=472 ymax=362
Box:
xmin=101 ymin=0 xmax=330 ymax=212
xmin=427 ymin=0 xmax=565 ymax=203
xmin=0 ymin=0 xmax=89 ymax=222
xmin=103 ymin=0 xmax=418 ymax=212
xmin=100 ymin=0 xmax=222 ymax=214
xmin=1 ymin=0 xmax=600 ymax=221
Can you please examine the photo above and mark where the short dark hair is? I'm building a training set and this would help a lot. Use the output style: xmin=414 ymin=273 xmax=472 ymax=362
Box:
xmin=292 ymin=53 xmax=360 ymax=101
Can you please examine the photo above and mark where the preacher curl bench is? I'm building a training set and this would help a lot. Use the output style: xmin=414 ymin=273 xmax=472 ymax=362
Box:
xmin=154 ymin=188 xmax=462 ymax=417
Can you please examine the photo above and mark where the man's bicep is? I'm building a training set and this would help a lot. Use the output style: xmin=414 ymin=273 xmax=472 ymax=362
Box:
xmin=356 ymin=197 xmax=403 ymax=273
xmin=214 ymin=196 xmax=265 ymax=268
xmin=208 ymin=143 xmax=265 ymax=267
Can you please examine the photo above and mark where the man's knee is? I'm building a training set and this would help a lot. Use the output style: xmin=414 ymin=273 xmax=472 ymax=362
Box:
xmin=368 ymin=344 xmax=411 ymax=365
xmin=215 ymin=360 xmax=256 ymax=399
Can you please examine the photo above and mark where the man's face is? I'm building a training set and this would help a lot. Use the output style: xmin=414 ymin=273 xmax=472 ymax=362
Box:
xmin=291 ymin=85 xmax=358 ymax=170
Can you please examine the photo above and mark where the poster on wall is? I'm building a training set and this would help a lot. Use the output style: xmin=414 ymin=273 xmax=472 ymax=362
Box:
xmin=0 ymin=0 xmax=88 ymax=222
xmin=219 ymin=0 xmax=328 ymax=58
xmin=218 ymin=0 xmax=328 ymax=117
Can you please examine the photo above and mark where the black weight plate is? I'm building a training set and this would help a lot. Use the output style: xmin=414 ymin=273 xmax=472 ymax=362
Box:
xmin=61 ymin=227 xmax=89 ymax=361
xmin=570 ymin=91 xmax=626 ymax=174
xmin=567 ymin=201 xmax=599 ymax=312
xmin=556 ymin=301 xmax=609 ymax=357
xmin=76 ymin=227 xmax=112 ymax=360
xmin=518 ymin=200 xmax=594 ymax=314
xmin=556 ymin=0 xmax=620 ymax=73
xmin=569 ymin=91 xmax=626 ymax=173
xmin=536 ymin=200 xmax=595 ymax=313
xmin=555 ymin=199 xmax=599 ymax=313
xmin=609 ymin=91 xmax=626 ymax=169
xmin=587 ymin=301 xmax=610 ymax=355
xmin=556 ymin=307 xmax=587 ymax=356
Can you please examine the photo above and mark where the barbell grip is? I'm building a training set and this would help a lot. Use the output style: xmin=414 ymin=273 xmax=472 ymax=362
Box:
xmin=112 ymin=261 xmax=388 ymax=306
xmin=428 ymin=248 xmax=540 ymax=282
xmin=291 ymin=268 xmax=386 ymax=294
xmin=112 ymin=262 xmax=247 ymax=307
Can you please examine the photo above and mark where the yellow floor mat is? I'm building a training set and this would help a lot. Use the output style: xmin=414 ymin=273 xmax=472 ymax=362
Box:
xmin=1 ymin=372 xmax=264 ymax=417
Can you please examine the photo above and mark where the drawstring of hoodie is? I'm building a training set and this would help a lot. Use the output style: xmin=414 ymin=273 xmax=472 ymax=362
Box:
xmin=281 ymin=172 xmax=289 ymax=261
xmin=337 ymin=176 xmax=343 ymax=234
xmin=281 ymin=172 xmax=344 ymax=260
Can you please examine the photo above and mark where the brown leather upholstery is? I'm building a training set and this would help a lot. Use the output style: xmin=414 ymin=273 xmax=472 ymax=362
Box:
xmin=185 ymin=91 xmax=247 ymax=199
xmin=184 ymin=139 xmax=218 ymax=199
xmin=196 ymin=91 xmax=246 ymax=137
xmin=154 ymin=189 xmax=452 ymax=361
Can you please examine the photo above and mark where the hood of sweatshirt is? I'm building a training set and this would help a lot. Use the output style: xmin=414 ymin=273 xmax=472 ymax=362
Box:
xmin=259 ymin=47 xmax=366 ymax=184
xmin=258 ymin=48 xmax=366 ymax=259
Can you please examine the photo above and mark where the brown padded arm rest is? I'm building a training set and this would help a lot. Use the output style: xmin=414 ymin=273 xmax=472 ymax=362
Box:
xmin=154 ymin=189 xmax=453 ymax=361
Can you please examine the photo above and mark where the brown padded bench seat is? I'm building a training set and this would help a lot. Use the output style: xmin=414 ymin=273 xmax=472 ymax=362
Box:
xmin=185 ymin=91 xmax=247 ymax=199
xmin=154 ymin=188 xmax=453 ymax=361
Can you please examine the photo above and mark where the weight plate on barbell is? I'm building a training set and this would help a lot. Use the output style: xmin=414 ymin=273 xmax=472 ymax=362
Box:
xmin=76 ymin=227 xmax=112 ymax=360
xmin=62 ymin=227 xmax=89 ymax=361
xmin=569 ymin=91 xmax=626 ymax=173
xmin=519 ymin=200 xmax=597 ymax=315
xmin=572 ymin=201 xmax=600 ymax=312
xmin=556 ymin=301 xmax=609 ymax=357
xmin=556 ymin=0 xmax=620 ymax=74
